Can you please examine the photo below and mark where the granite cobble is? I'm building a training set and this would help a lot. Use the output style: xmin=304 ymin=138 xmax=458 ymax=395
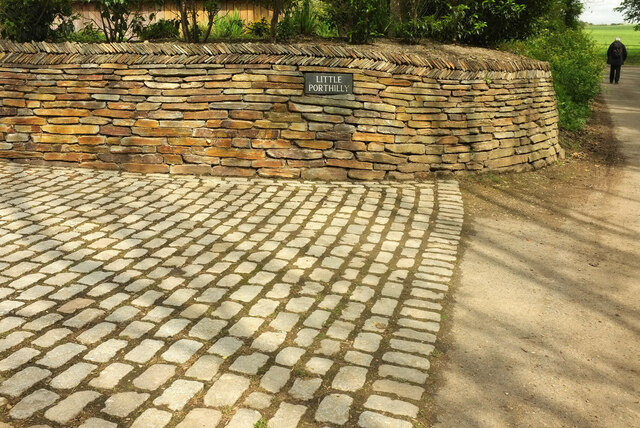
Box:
xmin=0 ymin=163 xmax=463 ymax=426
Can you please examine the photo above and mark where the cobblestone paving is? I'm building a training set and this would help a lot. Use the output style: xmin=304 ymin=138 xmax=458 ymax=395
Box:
xmin=0 ymin=163 xmax=463 ymax=428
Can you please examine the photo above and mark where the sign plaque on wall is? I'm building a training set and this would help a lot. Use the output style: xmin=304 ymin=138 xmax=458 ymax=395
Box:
xmin=304 ymin=73 xmax=353 ymax=95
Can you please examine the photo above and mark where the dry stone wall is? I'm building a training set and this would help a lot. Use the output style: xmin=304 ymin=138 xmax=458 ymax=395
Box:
xmin=0 ymin=42 xmax=563 ymax=180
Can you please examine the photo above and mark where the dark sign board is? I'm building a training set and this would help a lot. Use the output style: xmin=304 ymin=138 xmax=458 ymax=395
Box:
xmin=304 ymin=73 xmax=353 ymax=95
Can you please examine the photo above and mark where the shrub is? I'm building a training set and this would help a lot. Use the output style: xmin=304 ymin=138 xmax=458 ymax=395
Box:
xmin=0 ymin=0 xmax=73 ymax=42
xmin=88 ymin=0 xmax=147 ymax=42
xmin=245 ymin=17 xmax=271 ymax=38
xmin=311 ymin=0 xmax=337 ymax=38
xmin=315 ymin=20 xmax=338 ymax=38
xmin=396 ymin=0 xmax=524 ymax=45
xmin=274 ymin=0 xmax=336 ymax=40
xmin=275 ymin=10 xmax=297 ymax=41
xmin=254 ymin=0 xmax=295 ymax=40
xmin=66 ymin=24 xmax=107 ymax=43
xmin=395 ymin=0 xmax=583 ymax=46
xmin=212 ymin=10 xmax=244 ymax=39
xmin=504 ymin=28 xmax=603 ymax=131
xmin=395 ymin=7 xmax=487 ymax=44
xmin=292 ymin=0 xmax=317 ymax=36
xmin=175 ymin=0 xmax=220 ymax=43
xmin=136 ymin=18 xmax=180 ymax=41
xmin=326 ymin=0 xmax=389 ymax=43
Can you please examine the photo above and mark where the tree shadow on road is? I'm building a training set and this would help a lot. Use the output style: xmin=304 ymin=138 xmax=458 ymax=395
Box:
xmin=425 ymin=95 xmax=640 ymax=428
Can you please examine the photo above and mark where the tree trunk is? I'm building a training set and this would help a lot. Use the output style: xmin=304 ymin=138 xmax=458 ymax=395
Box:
xmin=389 ymin=0 xmax=403 ymax=36
xmin=178 ymin=0 xmax=190 ymax=42
xmin=191 ymin=7 xmax=198 ymax=42
xmin=270 ymin=0 xmax=282 ymax=41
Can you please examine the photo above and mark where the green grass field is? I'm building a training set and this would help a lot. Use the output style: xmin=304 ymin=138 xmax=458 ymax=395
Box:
xmin=585 ymin=24 xmax=640 ymax=65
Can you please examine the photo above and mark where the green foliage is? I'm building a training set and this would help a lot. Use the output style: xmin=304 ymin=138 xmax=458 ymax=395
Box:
xmin=292 ymin=0 xmax=317 ymax=36
xmin=136 ymin=18 xmax=180 ymax=41
xmin=245 ymin=17 xmax=271 ymax=38
xmin=253 ymin=418 xmax=268 ymax=428
xmin=252 ymin=0 xmax=296 ymax=40
xmin=434 ymin=3 xmax=488 ymax=42
xmin=88 ymin=0 xmax=146 ymax=42
xmin=66 ymin=24 xmax=107 ymax=42
xmin=616 ymin=0 xmax=640 ymax=30
xmin=326 ymin=0 xmax=389 ymax=43
xmin=315 ymin=20 xmax=338 ymax=38
xmin=464 ymin=0 xmax=526 ymax=44
xmin=149 ymin=20 xmax=180 ymax=42
xmin=395 ymin=18 xmax=427 ymax=44
xmin=275 ymin=10 xmax=297 ymax=41
xmin=504 ymin=28 xmax=603 ymax=131
xmin=212 ymin=10 xmax=244 ymax=39
xmin=396 ymin=4 xmax=490 ymax=44
xmin=558 ymin=0 xmax=584 ymax=29
xmin=307 ymin=0 xmax=337 ymax=37
xmin=533 ymin=0 xmax=583 ymax=31
xmin=275 ymin=0 xmax=327 ymax=40
xmin=0 ymin=0 xmax=73 ymax=42
xmin=399 ymin=0 xmax=524 ymax=45
xmin=175 ymin=0 xmax=220 ymax=43
xmin=395 ymin=0 xmax=584 ymax=46
xmin=275 ymin=0 xmax=337 ymax=40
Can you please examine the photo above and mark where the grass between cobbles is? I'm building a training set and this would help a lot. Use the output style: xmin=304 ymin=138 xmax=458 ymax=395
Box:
xmin=585 ymin=24 xmax=640 ymax=65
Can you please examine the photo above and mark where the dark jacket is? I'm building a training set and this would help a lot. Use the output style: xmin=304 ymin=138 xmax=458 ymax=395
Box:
xmin=607 ymin=41 xmax=627 ymax=66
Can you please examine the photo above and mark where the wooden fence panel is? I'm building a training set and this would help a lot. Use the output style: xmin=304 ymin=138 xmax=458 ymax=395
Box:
xmin=71 ymin=1 xmax=271 ymax=31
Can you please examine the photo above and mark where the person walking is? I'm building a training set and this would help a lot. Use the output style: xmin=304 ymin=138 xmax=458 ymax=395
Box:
xmin=607 ymin=37 xmax=627 ymax=84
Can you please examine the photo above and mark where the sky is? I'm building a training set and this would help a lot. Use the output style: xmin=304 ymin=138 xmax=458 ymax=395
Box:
xmin=580 ymin=0 xmax=627 ymax=24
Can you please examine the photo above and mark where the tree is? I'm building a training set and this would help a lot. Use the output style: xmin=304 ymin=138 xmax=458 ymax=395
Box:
xmin=393 ymin=0 xmax=585 ymax=45
xmin=325 ymin=0 xmax=389 ymax=43
xmin=269 ymin=0 xmax=285 ymax=40
xmin=389 ymin=0 xmax=403 ymax=35
xmin=395 ymin=0 xmax=550 ymax=45
xmin=561 ymin=0 xmax=584 ymax=28
xmin=174 ymin=0 xmax=220 ymax=43
xmin=0 ymin=0 xmax=73 ymax=42
xmin=541 ymin=0 xmax=584 ymax=30
xmin=252 ymin=0 xmax=295 ymax=40
xmin=616 ymin=0 xmax=640 ymax=30
xmin=87 ymin=0 xmax=146 ymax=42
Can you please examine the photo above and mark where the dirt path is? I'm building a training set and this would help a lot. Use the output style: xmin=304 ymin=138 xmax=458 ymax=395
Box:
xmin=429 ymin=67 xmax=640 ymax=427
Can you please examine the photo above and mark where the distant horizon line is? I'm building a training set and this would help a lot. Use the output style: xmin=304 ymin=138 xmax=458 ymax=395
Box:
xmin=583 ymin=22 xmax=632 ymax=25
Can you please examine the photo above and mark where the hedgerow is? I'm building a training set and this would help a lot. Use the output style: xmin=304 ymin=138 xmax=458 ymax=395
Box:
xmin=504 ymin=28 xmax=603 ymax=131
